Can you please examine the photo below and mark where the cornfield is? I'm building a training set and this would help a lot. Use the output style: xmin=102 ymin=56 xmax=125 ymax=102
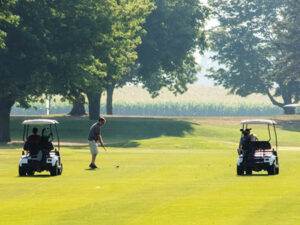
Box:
xmin=11 ymin=85 xmax=283 ymax=117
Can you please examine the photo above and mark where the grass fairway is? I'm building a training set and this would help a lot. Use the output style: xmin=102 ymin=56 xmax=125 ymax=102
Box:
xmin=1 ymin=116 xmax=300 ymax=225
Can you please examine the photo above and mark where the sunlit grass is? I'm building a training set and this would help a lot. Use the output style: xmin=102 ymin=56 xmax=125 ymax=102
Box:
xmin=1 ymin=117 xmax=300 ymax=225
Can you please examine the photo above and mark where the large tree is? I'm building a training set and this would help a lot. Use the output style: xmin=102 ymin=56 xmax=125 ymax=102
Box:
xmin=207 ymin=0 xmax=299 ymax=114
xmin=103 ymin=0 xmax=154 ymax=115
xmin=0 ymin=0 xmax=114 ymax=141
xmin=73 ymin=0 xmax=153 ymax=118
xmin=103 ymin=0 xmax=209 ymax=115
xmin=43 ymin=0 xmax=114 ymax=119
xmin=0 ymin=0 xmax=51 ymax=142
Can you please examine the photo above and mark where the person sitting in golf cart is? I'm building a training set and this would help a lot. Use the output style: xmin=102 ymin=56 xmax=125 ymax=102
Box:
xmin=25 ymin=127 xmax=41 ymax=155
xmin=238 ymin=128 xmax=258 ymax=155
xmin=27 ymin=127 xmax=41 ymax=143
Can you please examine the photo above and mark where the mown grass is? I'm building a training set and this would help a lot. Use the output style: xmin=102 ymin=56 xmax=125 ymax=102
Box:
xmin=1 ymin=116 xmax=300 ymax=225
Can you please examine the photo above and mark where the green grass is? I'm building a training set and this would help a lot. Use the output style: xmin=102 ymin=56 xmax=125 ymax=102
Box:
xmin=1 ymin=116 xmax=300 ymax=225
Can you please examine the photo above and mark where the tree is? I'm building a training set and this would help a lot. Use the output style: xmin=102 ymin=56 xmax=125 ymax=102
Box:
xmin=0 ymin=0 xmax=51 ymax=142
xmin=136 ymin=0 xmax=209 ymax=97
xmin=0 ymin=0 xmax=114 ymax=141
xmin=44 ymin=0 xmax=114 ymax=119
xmin=207 ymin=0 xmax=299 ymax=114
xmin=103 ymin=0 xmax=154 ymax=115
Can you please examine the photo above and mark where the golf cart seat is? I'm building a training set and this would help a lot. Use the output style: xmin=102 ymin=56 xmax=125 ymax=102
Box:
xmin=251 ymin=141 xmax=271 ymax=150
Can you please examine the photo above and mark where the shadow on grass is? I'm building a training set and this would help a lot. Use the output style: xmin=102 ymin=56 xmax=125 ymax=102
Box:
xmin=85 ymin=168 xmax=99 ymax=171
xmin=103 ymin=118 xmax=194 ymax=148
xmin=17 ymin=175 xmax=52 ymax=178
xmin=276 ymin=119 xmax=300 ymax=132
xmin=238 ymin=174 xmax=270 ymax=177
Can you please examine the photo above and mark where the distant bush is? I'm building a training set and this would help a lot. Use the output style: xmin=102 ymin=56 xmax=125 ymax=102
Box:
xmin=11 ymin=101 xmax=282 ymax=117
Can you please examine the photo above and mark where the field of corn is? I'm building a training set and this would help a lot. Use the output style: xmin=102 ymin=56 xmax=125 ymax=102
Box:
xmin=11 ymin=85 xmax=283 ymax=116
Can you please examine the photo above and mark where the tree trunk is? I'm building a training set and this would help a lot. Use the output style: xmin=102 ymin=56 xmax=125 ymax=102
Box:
xmin=106 ymin=84 xmax=115 ymax=115
xmin=0 ymin=97 xmax=15 ymax=143
xmin=69 ymin=96 xmax=86 ymax=116
xmin=87 ymin=92 xmax=102 ymax=120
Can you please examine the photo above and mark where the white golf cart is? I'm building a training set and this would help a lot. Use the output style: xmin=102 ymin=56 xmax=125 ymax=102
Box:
xmin=237 ymin=119 xmax=279 ymax=175
xmin=19 ymin=119 xmax=63 ymax=176
xmin=283 ymin=104 xmax=300 ymax=114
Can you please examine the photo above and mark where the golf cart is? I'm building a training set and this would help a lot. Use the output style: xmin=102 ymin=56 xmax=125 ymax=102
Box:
xmin=283 ymin=104 xmax=300 ymax=114
xmin=237 ymin=119 xmax=279 ymax=175
xmin=19 ymin=119 xmax=63 ymax=176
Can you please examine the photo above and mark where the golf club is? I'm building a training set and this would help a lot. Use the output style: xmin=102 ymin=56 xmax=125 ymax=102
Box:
xmin=103 ymin=146 xmax=119 ymax=168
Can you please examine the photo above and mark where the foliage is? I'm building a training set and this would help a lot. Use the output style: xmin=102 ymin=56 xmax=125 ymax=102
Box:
xmin=0 ymin=0 xmax=19 ymax=48
xmin=272 ymin=0 xmax=300 ymax=87
xmin=136 ymin=0 xmax=209 ymax=96
xmin=0 ymin=0 xmax=51 ymax=105
xmin=207 ymin=0 xmax=299 ymax=112
xmin=103 ymin=0 xmax=154 ymax=87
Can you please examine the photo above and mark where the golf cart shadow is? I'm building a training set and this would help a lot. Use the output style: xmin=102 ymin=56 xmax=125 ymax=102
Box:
xmin=239 ymin=173 xmax=269 ymax=177
xmin=17 ymin=174 xmax=53 ymax=178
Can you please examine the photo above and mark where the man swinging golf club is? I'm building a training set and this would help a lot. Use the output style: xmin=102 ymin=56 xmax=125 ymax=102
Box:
xmin=88 ymin=117 xmax=106 ymax=169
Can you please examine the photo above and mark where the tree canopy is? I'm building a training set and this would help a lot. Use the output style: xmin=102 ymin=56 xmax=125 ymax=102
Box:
xmin=0 ymin=0 xmax=19 ymax=48
xmin=272 ymin=0 xmax=300 ymax=84
xmin=137 ymin=0 xmax=209 ymax=96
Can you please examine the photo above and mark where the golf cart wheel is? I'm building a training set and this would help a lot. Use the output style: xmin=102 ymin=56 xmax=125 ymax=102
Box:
xmin=27 ymin=170 xmax=34 ymax=176
xmin=268 ymin=164 xmax=276 ymax=175
xmin=50 ymin=162 xmax=59 ymax=176
xmin=57 ymin=163 xmax=63 ymax=175
xmin=245 ymin=169 xmax=252 ymax=175
xmin=275 ymin=167 xmax=279 ymax=175
xmin=237 ymin=166 xmax=244 ymax=175
xmin=19 ymin=166 xmax=26 ymax=176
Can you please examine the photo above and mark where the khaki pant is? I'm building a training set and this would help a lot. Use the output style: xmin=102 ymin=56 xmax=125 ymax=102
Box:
xmin=88 ymin=140 xmax=98 ymax=155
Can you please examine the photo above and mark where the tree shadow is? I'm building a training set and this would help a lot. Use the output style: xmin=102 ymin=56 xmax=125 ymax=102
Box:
xmin=276 ymin=119 xmax=300 ymax=132
xmin=102 ymin=118 xmax=194 ymax=147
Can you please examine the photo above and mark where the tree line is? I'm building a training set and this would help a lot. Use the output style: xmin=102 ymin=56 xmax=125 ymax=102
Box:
xmin=0 ymin=0 xmax=299 ymax=142
xmin=0 ymin=0 xmax=209 ymax=142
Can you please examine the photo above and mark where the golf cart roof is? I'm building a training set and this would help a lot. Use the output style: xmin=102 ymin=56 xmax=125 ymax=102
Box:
xmin=241 ymin=119 xmax=277 ymax=125
xmin=283 ymin=104 xmax=300 ymax=108
xmin=22 ymin=119 xmax=59 ymax=125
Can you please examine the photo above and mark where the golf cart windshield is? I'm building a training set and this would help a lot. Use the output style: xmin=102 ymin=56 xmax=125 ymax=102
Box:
xmin=241 ymin=119 xmax=278 ymax=150
xmin=22 ymin=119 xmax=60 ymax=150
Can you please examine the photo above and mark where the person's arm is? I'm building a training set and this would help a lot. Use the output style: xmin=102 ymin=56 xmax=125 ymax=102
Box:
xmin=98 ymin=135 xmax=104 ymax=147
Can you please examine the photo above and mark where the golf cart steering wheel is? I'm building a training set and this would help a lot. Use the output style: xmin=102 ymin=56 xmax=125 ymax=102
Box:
xmin=42 ymin=128 xmax=53 ymax=142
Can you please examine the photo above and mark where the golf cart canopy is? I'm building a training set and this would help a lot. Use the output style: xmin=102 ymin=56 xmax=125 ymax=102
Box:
xmin=241 ymin=119 xmax=277 ymax=125
xmin=283 ymin=104 xmax=300 ymax=108
xmin=22 ymin=119 xmax=59 ymax=125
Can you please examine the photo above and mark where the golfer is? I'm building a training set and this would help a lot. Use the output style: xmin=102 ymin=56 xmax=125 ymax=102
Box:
xmin=88 ymin=117 xmax=106 ymax=169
